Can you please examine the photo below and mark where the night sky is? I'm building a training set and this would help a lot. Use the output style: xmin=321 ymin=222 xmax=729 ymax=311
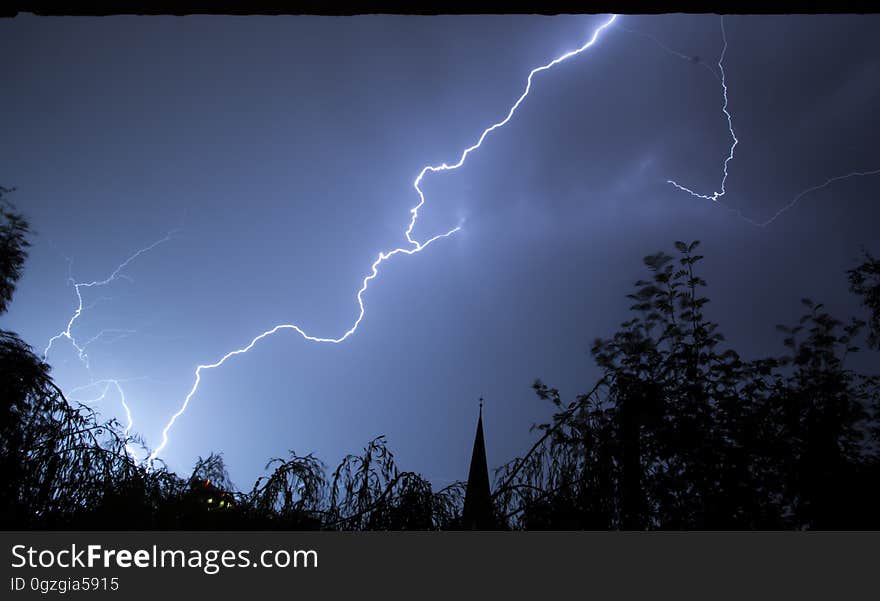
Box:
xmin=2 ymin=13 xmax=878 ymax=490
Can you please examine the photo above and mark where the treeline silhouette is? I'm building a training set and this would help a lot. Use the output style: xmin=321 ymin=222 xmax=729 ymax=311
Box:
xmin=2 ymin=189 xmax=878 ymax=530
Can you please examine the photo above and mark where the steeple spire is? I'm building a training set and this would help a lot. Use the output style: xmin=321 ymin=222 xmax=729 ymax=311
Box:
xmin=462 ymin=397 xmax=496 ymax=529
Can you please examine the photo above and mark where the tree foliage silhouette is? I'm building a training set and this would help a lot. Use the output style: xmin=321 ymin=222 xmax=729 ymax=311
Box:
xmin=848 ymin=249 xmax=880 ymax=349
xmin=494 ymin=241 xmax=880 ymax=529
xmin=0 ymin=186 xmax=29 ymax=314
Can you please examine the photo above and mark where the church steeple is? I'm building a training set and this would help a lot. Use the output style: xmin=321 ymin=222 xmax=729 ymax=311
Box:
xmin=462 ymin=397 xmax=496 ymax=529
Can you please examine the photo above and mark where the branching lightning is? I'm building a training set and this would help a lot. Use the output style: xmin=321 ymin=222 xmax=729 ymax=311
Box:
xmin=43 ymin=232 xmax=176 ymax=461
xmin=68 ymin=378 xmax=149 ymax=461
xmin=44 ymin=232 xmax=176 ymax=366
xmin=643 ymin=16 xmax=880 ymax=227
xmin=147 ymin=13 xmax=621 ymax=462
xmin=665 ymin=16 xmax=739 ymax=205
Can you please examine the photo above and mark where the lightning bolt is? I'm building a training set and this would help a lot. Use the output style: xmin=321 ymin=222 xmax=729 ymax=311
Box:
xmin=147 ymin=13 xmax=621 ymax=462
xmin=67 ymin=378 xmax=148 ymax=461
xmin=43 ymin=231 xmax=177 ymax=366
xmin=43 ymin=231 xmax=176 ymax=461
xmin=666 ymin=16 xmax=739 ymax=205
xmin=750 ymin=169 xmax=880 ymax=227
xmin=651 ymin=16 xmax=880 ymax=227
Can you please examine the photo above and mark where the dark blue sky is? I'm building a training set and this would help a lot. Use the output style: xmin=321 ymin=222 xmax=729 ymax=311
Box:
xmin=2 ymin=13 xmax=878 ymax=490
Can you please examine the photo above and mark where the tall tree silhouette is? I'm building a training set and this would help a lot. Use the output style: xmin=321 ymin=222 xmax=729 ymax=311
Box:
xmin=495 ymin=241 xmax=879 ymax=529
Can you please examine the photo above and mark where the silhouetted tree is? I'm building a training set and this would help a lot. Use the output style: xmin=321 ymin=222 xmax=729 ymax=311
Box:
xmin=773 ymin=300 xmax=879 ymax=528
xmin=495 ymin=241 xmax=879 ymax=530
xmin=246 ymin=452 xmax=326 ymax=529
xmin=0 ymin=187 xmax=29 ymax=314
xmin=848 ymin=249 xmax=880 ymax=349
